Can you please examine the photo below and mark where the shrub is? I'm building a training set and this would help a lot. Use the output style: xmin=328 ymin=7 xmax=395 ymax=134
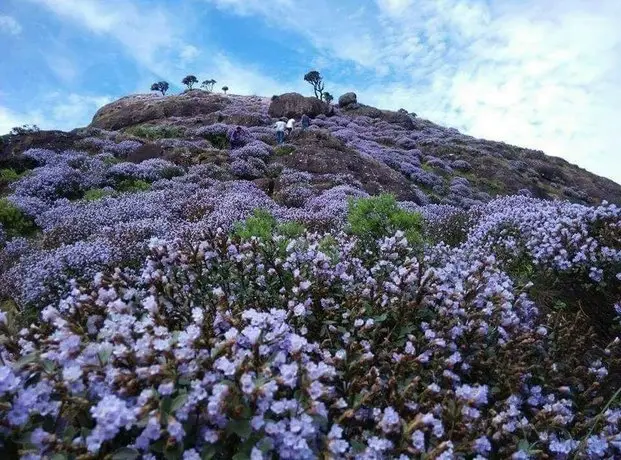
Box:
xmin=274 ymin=145 xmax=296 ymax=156
xmin=346 ymin=193 xmax=424 ymax=246
xmin=114 ymin=179 xmax=151 ymax=193
xmin=124 ymin=125 xmax=184 ymax=140
xmin=0 ymin=198 xmax=37 ymax=238
xmin=0 ymin=168 xmax=25 ymax=186
xmin=83 ymin=188 xmax=114 ymax=201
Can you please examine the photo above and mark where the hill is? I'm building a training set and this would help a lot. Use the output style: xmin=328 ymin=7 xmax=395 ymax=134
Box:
xmin=0 ymin=90 xmax=620 ymax=459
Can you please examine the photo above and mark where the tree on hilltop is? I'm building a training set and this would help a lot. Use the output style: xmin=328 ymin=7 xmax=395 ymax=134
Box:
xmin=304 ymin=70 xmax=325 ymax=100
xmin=150 ymin=81 xmax=169 ymax=96
xmin=182 ymin=75 xmax=198 ymax=89
xmin=201 ymin=79 xmax=217 ymax=93
xmin=222 ymin=86 xmax=229 ymax=94
xmin=323 ymin=92 xmax=334 ymax=104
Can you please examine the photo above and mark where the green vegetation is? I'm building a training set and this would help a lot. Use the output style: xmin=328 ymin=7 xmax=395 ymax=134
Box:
xmin=234 ymin=209 xmax=305 ymax=241
xmin=115 ymin=179 xmax=151 ymax=193
xmin=0 ymin=198 xmax=37 ymax=239
xmin=83 ymin=188 xmax=114 ymax=201
xmin=274 ymin=145 xmax=296 ymax=156
xmin=346 ymin=194 xmax=424 ymax=246
xmin=0 ymin=168 xmax=26 ymax=186
xmin=125 ymin=125 xmax=185 ymax=140
xmin=202 ymin=133 xmax=229 ymax=150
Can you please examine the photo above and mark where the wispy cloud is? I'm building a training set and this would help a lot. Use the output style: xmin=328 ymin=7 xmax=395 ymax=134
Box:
xmin=0 ymin=15 xmax=22 ymax=35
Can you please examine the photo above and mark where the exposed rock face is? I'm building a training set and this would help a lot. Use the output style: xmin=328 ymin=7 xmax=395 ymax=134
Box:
xmin=338 ymin=92 xmax=358 ymax=108
xmin=91 ymin=91 xmax=228 ymax=130
xmin=268 ymin=93 xmax=332 ymax=119
xmin=342 ymin=105 xmax=414 ymax=130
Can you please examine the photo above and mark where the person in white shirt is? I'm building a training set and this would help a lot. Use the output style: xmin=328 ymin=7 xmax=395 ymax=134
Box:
xmin=286 ymin=118 xmax=295 ymax=137
xmin=274 ymin=118 xmax=287 ymax=144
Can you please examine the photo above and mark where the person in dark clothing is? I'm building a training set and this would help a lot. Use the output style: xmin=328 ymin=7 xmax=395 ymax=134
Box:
xmin=230 ymin=126 xmax=244 ymax=149
xmin=301 ymin=113 xmax=310 ymax=130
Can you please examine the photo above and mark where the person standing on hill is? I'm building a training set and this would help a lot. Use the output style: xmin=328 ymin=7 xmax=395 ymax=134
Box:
xmin=274 ymin=118 xmax=286 ymax=144
xmin=286 ymin=117 xmax=295 ymax=137
xmin=301 ymin=113 xmax=310 ymax=131
xmin=229 ymin=126 xmax=244 ymax=149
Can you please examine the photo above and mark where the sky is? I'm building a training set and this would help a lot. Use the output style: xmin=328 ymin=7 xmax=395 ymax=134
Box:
xmin=0 ymin=0 xmax=620 ymax=184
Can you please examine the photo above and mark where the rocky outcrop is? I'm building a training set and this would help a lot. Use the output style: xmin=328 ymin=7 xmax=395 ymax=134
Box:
xmin=338 ymin=92 xmax=358 ymax=108
xmin=91 ymin=91 xmax=228 ymax=130
xmin=268 ymin=93 xmax=332 ymax=119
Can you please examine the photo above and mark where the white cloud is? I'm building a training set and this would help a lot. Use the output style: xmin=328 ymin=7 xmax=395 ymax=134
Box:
xmin=26 ymin=0 xmax=188 ymax=75
xmin=0 ymin=15 xmax=22 ymax=35
xmin=0 ymin=93 xmax=111 ymax=135
xmin=180 ymin=45 xmax=200 ymax=63
xmin=206 ymin=0 xmax=621 ymax=183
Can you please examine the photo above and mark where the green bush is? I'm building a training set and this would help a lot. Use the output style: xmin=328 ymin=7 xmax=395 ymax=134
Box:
xmin=0 ymin=198 xmax=37 ymax=239
xmin=115 ymin=179 xmax=151 ymax=193
xmin=274 ymin=145 xmax=296 ymax=156
xmin=202 ymin=133 xmax=229 ymax=150
xmin=347 ymin=194 xmax=424 ymax=245
xmin=83 ymin=188 xmax=114 ymax=201
xmin=234 ymin=209 xmax=277 ymax=240
xmin=234 ymin=209 xmax=306 ymax=241
xmin=0 ymin=168 xmax=23 ymax=185
xmin=125 ymin=125 xmax=185 ymax=140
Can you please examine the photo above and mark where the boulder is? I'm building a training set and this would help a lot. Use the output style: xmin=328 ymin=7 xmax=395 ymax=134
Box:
xmin=91 ymin=91 xmax=229 ymax=130
xmin=268 ymin=93 xmax=331 ymax=119
xmin=338 ymin=92 xmax=358 ymax=108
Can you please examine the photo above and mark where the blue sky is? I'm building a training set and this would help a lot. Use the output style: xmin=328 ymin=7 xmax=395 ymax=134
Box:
xmin=1 ymin=0 xmax=620 ymax=184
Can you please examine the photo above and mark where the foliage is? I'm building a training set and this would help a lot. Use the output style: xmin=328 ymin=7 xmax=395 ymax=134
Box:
xmin=114 ymin=179 xmax=152 ymax=193
xmin=124 ymin=124 xmax=184 ymax=140
xmin=201 ymin=79 xmax=217 ymax=92
xmin=83 ymin=188 xmax=114 ymax=201
xmin=0 ymin=198 xmax=36 ymax=239
xmin=0 ymin=168 xmax=25 ymax=186
xmin=181 ymin=75 xmax=198 ymax=89
xmin=323 ymin=92 xmax=334 ymax=104
xmin=347 ymin=193 xmax=424 ymax=246
xmin=9 ymin=124 xmax=40 ymax=136
xmin=304 ymin=70 xmax=325 ymax=99
xmin=222 ymin=85 xmax=229 ymax=94
xmin=150 ymin=81 xmax=169 ymax=96
xmin=274 ymin=144 xmax=296 ymax=156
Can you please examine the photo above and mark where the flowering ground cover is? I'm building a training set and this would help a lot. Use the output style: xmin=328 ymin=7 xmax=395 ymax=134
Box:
xmin=0 ymin=94 xmax=620 ymax=459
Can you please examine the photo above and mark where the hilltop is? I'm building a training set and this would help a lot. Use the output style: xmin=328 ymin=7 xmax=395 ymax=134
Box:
xmin=2 ymin=90 xmax=620 ymax=207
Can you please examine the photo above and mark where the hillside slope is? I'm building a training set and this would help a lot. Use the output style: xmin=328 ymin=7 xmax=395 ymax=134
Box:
xmin=2 ymin=90 xmax=620 ymax=206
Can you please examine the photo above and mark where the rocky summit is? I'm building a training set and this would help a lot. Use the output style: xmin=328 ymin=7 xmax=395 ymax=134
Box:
xmin=1 ymin=90 xmax=621 ymax=459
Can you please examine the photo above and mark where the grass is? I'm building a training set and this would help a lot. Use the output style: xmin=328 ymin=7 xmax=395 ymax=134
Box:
xmin=125 ymin=124 xmax=185 ymax=140
xmin=274 ymin=145 xmax=296 ymax=156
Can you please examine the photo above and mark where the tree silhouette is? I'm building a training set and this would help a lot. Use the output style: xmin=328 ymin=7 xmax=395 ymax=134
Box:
xmin=323 ymin=92 xmax=334 ymax=104
xmin=201 ymin=79 xmax=217 ymax=93
xmin=150 ymin=81 xmax=169 ymax=96
xmin=182 ymin=75 xmax=198 ymax=89
xmin=304 ymin=70 xmax=325 ymax=99
xmin=222 ymin=86 xmax=229 ymax=94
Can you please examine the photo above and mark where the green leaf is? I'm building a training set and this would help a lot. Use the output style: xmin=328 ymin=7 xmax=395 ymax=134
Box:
xmin=160 ymin=396 xmax=172 ymax=418
xmin=351 ymin=440 xmax=366 ymax=453
xmin=112 ymin=447 xmax=140 ymax=460
xmin=257 ymin=437 xmax=274 ymax=453
xmin=374 ymin=313 xmax=388 ymax=323
xmin=51 ymin=454 xmax=68 ymax=460
xmin=226 ymin=419 xmax=252 ymax=438
xmin=42 ymin=359 xmax=56 ymax=373
xmin=517 ymin=439 xmax=530 ymax=452
xmin=201 ymin=445 xmax=217 ymax=460
xmin=15 ymin=352 xmax=39 ymax=369
xmin=164 ymin=442 xmax=183 ymax=460
xmin=170 ymin=393 xmax=188 ymax=413
xmin=98 ymin=348 xmax=112 ymax=365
